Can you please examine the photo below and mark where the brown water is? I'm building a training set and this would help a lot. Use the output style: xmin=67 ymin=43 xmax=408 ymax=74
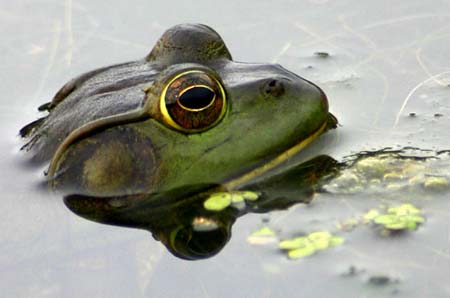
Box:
xmin=1 ymin=0 xmax=450 ymax=297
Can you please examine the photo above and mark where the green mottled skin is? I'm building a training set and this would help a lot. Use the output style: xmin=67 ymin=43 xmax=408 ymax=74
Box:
xmin=21 ymin=24 xmax=336 ymax=196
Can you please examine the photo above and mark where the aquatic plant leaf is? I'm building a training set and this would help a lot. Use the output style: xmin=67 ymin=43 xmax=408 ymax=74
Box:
xmin=230 ymin=193 xmax=245 ymax=203
xmin=236 ymin=191 xmax=260 ymax=201
xmin=247 ymin=226 xmax=277 ymax=245
xmin=373 ymin=214 xmax=399 ymax=226
xmin=280 ymin=231 xmax=344 ymax=259
xmin=279 ymin=237 xmax=310 ymax=250
xmin=203 ymin=192 xmax=231 ymax=211
xmin=307 ymin=231 xmax=332 ymax=250
xmin=384 ymin=220 xmax=410 ymax=230
xmin=372 ymin=203 xmax=425 ymax=231
xmin=363 ymin=209 xmax=380 ymax=222
xmin=251 ymin=227 xmax=276 ymax=237
xmin=203 ymin=190 xmax=259 ymax=211
xmin=388 ymin=203 xmax=420 ymax=216
xmin=423 ymin=176 xmax=450 ymax=190
xmin=330 ymin=236 xmax=345 ymax=247
xmin=288 ymin=245 xmax=316 ymax=259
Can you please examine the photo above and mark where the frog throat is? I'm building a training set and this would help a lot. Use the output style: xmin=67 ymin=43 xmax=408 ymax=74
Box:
xmin=223 ymin=120 xmax=329 ymax=190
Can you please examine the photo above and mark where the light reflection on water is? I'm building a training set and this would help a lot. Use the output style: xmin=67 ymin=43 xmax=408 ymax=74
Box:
xmin=1 ymin=0 xmax=450 ymax=297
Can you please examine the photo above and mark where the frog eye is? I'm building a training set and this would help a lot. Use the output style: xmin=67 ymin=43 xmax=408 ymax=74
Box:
xmin=160 ymin=70 xmax=227 ymax=132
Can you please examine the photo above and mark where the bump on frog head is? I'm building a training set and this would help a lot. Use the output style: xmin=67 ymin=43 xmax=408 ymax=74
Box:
xmin=147 ymin=24 xmax=233 ymax=64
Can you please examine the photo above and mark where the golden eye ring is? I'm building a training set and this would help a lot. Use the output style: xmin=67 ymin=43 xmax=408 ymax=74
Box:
xmin=159 ymin=70 xmax=227 ymax=133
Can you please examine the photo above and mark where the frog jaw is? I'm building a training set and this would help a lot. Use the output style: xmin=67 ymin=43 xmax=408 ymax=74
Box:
xmin=224 ymin=116 xmax=336 ymax=190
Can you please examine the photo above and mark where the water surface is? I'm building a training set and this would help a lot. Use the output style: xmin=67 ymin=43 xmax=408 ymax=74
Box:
xmin=1 ymin=0 xmax=450 ymax=297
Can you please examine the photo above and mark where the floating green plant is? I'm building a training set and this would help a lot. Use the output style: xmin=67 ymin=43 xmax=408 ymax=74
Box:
xmin=368 ymin=203 xmax=425 ymax=231
xmin=363 ymin=209 xmax=380 ymax=223
xmin=251 ymin=226 xmax=276 ymax=237
xmin=279 ymin=231 xmax=344 ymax=259
xmin=203 ymin=191 xmax=260 ymax=211
xmin=247 ymin=226 xmax=277 ymax=245
xmin=203 ymin=192 xmax=231 ymax=211
xmin=423 ymin=176 xmax=449 ymax=191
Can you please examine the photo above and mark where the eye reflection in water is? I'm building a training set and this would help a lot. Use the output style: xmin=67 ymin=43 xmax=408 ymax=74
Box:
xmin=63 ymin=155 xmax=339 ymax=260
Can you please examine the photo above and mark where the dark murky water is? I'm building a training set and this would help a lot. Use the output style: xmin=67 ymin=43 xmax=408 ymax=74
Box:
xmin=1 ymin=0 xmax=450 ymax=297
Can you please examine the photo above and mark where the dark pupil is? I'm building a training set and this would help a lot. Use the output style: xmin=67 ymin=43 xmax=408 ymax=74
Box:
xmin=178 ymin=87 xmax=215 ymax=110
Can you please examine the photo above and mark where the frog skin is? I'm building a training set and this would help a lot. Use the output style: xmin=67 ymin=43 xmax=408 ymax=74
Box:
xmin=20 ymin=23 xmax=337 ymax=196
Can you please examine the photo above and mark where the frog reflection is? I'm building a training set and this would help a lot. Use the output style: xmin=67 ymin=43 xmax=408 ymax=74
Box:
xmin=64 ymin=149 xmax=450 ymax=259
xmin=64 ymin=155 xmax=339 ymax=260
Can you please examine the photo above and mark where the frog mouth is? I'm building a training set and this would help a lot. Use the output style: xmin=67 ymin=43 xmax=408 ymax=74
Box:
xmin=224 ymin=113 xmax=337 ymax=190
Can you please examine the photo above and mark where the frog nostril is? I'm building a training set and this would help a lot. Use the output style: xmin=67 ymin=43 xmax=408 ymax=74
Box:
xmin=263 ymin=79 xmax=285 ymax=97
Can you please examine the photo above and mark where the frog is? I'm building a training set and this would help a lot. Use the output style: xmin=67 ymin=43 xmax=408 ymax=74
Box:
xmin=20 ymin=23 xmax=337 ymax=197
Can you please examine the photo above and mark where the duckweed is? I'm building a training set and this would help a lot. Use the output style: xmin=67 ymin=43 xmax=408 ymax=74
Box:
xmin=203 ymin=191 xmax=260 ymax=211
xmin=251 ymin=226 xmax=276 ymax=237
xmin=279 ymin=231 xmax=344 ymax=259
xmin=287 ymin=241 xmax=316 ymax=259
xmin=324 ymin=150 xmax=450 ymax=195
xmin=423 ymin=176 xmax=449 ymax=191
xmin=203 ymin=192 xmax=231 ymax=211
xmin=247 ymin=227 xmax=277 ymax=245
xmin=355 ymin=157 xmax=387 ymax=179
xmin=370 ymin=203 xmax=425 ymax=231
xmin=363 ymin=209 xmax=380 ymax=223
